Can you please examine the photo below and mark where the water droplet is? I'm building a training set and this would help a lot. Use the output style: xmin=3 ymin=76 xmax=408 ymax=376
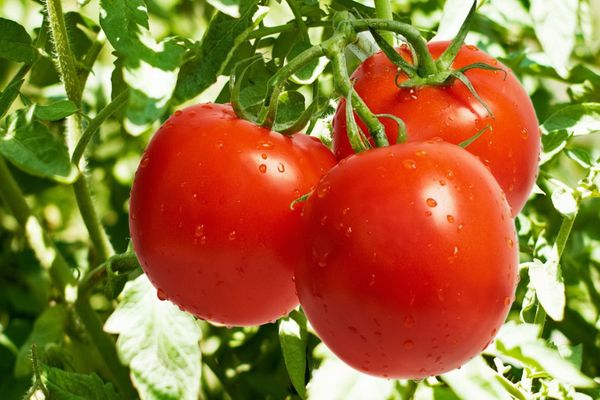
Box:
xmin=345 ymin=226 xmax=353 ymax=237
xmin=504 ymin=296 xmax=511 ymax=306
xmin=312 ymin=247 xmax=329 ymax=267
xmin=369 ymin=273 xmax=376 ymax=287
xmin=140 ymin=156 xmax=150 ymax=168
xmin=403 ymin=159 xmax=417 ymax=170
xmin=520 ymin=128 xmax=528 ymax=139
xmin=157 ymin=289 xmax=167 ymax=301
xmin=320 ymin=216 xmax=328 ymax=226
xmin=403 ymin=339 xmax=414 ymax=349
xmin=446 ymin=170 xmax=454 ymax=179
xmin=258 ymin=141 xmax=273 ymax=150
xmin=174 ymin=110 xmax=182 ymax=116
xmin=426 ymin=198 xmax=438 ymax=207
xmin=448 ymin=246 xmax=459 ymax=261
xmin=194 ymin=224 xmax=205 ymax=237
xmin=317 ymin=184 xmax=330 ymax=198
xmin=228 ymin=231 xmax=236 ymax=241
xmin=261 ymin=153 xmax=267 ymax=160
xmin=439 ymin=179 xmax=446 ymax=186
xmin=415 ymin=150 xmax=427 ymax=157
xmin=189 ymin=111 xmax=197 ymax=117
xmin=277 ymin=163 xmax=285 ymax=173
xmin=425 ymin=210 xmax=432 ymax=216
xmin=403 ymin=315 xmax=415 ymax=328
xmin=258 ymin=164 xmax=267 ymax=173
xmin=437 ymin=288 xmax=445 ymax=301
xmin=447 ymin=215 xmax=455 ymax=223
xmin=491 ymin=328 xmax=497 ymax=336
xmin=506 ymin=238 xmax=514 ymax=248
xmin=466 ymin=44 xmax=478 ymax=51
xmin=342 ymin=207 xmax=350 ymax=215
xmin=457 ymin=223 xmax=464 ymax=232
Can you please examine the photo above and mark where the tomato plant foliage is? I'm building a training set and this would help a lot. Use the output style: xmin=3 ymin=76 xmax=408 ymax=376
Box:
xmin=0 ymin=0 xmax=600 ymax=399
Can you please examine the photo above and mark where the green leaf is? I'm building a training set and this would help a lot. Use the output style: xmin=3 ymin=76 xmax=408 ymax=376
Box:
xmin=279 ymin=310 xmax=308 ymax=399
xmin=38 ymin=361 xmax=120 ymax=400
xmin=0 ymin=110 xmax=76 ymax=183
xmin=100 ymin=0 xmax=188 ymax=134
xmin=33 ymin=100 xmax=78 ymax=121
xmin=206 ymin=0 xmax=244 ymax=17
xmin=274 ymin=91 xmax=305 ymax=131
xmin=0 ymin=78 xmax=24 ymax=120
xmin=441 ymin=357 xmax=515 ymax=400
xmin=527 ymin=256 xmax=566 ymax=321
xmin=493 ymin=322 xmax=595 ymax=388
xmin=0 ymin=18 xmax=36 ymax=64
xmin=529 ymin=0 xmax=578 ymax=77
xmin=540 ymin=103 xmax=600 ymax=164
xmin=64 ymin=12 xmax=101 ymax=60
xmin=15 ymin=305 xmax=68 ymax=377
xmin=174 ymin=0 xmax=260 ymax=102
xmin=432 ymin=0 xmax=474 ymax=41
xmin=287 ymin=40 xmax=327 ymax=84
xmin=550 ymin=182 xmax=578 ymax=218
xmin=104 ymin=274 xmax=202 ymax=400
xmin=564 ymin=148 xmax=592 ymax=168
xmin=306 ymin=344 xmax=395 ymax=400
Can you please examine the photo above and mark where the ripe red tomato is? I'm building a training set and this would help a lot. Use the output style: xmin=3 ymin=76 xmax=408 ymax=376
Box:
xmin=332 ymin=42 xmax=540 ymax=216
xmin=295 ymin=140 xmax=518 ymax=378
xmin=130 ymin=103 xmax=336 ymax=326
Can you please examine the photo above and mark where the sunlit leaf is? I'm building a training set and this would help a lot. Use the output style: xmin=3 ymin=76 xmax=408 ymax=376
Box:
xmin=104 ymin=274 xmax=202 ymax=400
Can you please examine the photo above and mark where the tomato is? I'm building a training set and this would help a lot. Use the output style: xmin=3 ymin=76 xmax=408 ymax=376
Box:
xmin=129 ymin=103 xmax=336 ymax=326
xmin=295 ymin=140 xmax=518 ymax=378
xmin=332 ymin=42 xmax=540 ymax=216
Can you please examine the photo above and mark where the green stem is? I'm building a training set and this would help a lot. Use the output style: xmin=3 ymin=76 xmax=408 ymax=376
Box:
xmin=286 ymin=0 xmax=309 ymax=41
xmin=45 ymin=0 xmax=81 ymax=105
xmin=267 ymin=44 xmax=325 ymax=94
xmin=555 ymin=213 xmax=577 ymax=259
xmin=331 ymin=53 xmax=388 ymax=147
xmin=73 ymin=176 xmax=115 ymax=260
xmin=373 ymin=0 xmax=394 ymax=45
xmin=74 ymin=299 xmax=135 ymax=398
xmin=45 ymin=0 xmax=115 ymax=261
xmin=79 ymin=252 xmax=140 ymax=296
xmin=0 ymin=156 xmax=75 ymax=288
xmin=352 ymin=19 xmax=437 ymax=76
xmin=72 ymin=89 xmax=130 ymax=165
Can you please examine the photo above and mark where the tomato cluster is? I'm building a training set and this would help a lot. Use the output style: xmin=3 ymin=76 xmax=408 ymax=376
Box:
xmin=130 ymin=44 xmax=537 ymax=378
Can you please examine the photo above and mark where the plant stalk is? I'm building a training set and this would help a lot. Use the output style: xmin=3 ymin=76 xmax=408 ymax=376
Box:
xmin=331 ymin=53 xmax=388 ymax=147
xmin=373 ymin=0 xmax=394 ymax=45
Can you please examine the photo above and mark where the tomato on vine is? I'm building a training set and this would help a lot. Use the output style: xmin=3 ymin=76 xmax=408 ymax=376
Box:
xmin=130 ymin=103 xmax=336 ymax=326
xmin=332 ymin=42 xmax=540 ymax=216
xmin=295 ymin=140 xmax=518 ymax=378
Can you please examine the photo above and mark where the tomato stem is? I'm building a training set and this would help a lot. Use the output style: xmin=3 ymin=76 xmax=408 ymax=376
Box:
xmin=436 ymin=0 xmax=477 ymax=71
xmin=72 ymin=89 xmax=130 ymax=165
xmin=373 ymin=0 xmax=394 ymax=45
xmin=331 ymin=53 xmax=389 ymax=147
xmin=286 ymin=0 xmax=310 ymax=41
xmin=352 ymin=19 xmax=437 ymax=77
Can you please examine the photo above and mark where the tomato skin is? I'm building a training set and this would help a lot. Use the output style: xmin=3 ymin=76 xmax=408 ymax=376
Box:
xmin=332 ymin=42 xmax=540 ymax=216
xmin=295 ymin=141 xmax=518 ymax=378
xmin=130 ymin=103 xmax=336 ymax=326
